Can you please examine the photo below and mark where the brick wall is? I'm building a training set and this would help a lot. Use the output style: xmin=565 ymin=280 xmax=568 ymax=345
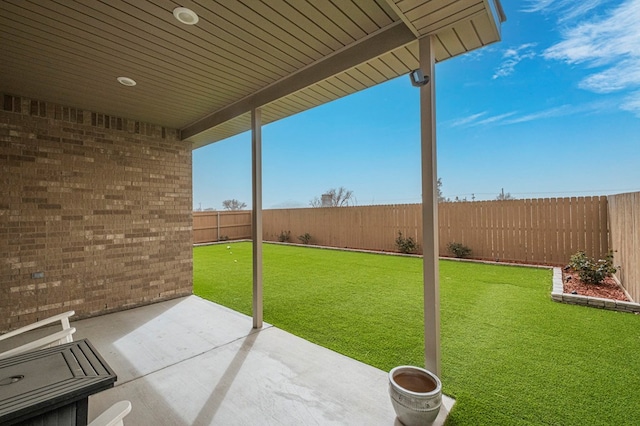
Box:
xmin=0 ymin=94 xmax=193 ymax=331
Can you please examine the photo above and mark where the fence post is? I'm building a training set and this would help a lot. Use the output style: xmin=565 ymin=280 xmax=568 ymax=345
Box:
xmin=217 ymin=211 xmax=220 ymax=242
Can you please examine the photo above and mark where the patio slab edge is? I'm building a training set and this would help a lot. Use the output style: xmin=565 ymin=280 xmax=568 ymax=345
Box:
xmin=551 ymin=267 xmax=640 ymax=314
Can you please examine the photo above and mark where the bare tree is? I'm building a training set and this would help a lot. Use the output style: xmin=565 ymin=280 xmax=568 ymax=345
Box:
xmin=495 ymin=188 xmax=516 ymax=201
xmin=437 ymin=178 xmax=446 ymax=203
xmin=222 ymin=199 xmax=247 ymax=210
xmin=310 ymin=187 xmax=354 ymax=207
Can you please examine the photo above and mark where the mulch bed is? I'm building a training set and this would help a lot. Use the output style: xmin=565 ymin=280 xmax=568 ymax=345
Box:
xmin=562 ymin=269 xmax=629 ymax=301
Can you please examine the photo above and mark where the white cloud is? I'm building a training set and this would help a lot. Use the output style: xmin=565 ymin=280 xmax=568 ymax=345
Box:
xmin=449 ymin=101 xmax=615 ymax=128
xmin=542 ymin=0 xmax=640 ymax=113
xmin=621 ymin=91 xmax=640 ymax=117
xmin=449 ymin=112 xmax=487 ymax=127
xmin=492 ymin=43 xmax=537 ymax=79
xmin=543 ymin=1 xmax=640 ymax=66
xmin=449 ymin=112 xmax=518 ymax=127
xmin=521 ymin=0 xmax=557 ymax=13
xmin=503 ymin=101 xmax=614 ymax=124
xmin=502 ymin=106 xmax=571 ymax=124
xmin=578 ymin=59 xmax=640 ymax=93
xmin=522 ymin=0 xmax=606 ymax=19
xmin=475 ymin=112 xmax=518 ymax=125
xmin=557 ymin=0 xmax=604 ymax=22
xmin=461 ymin=46 xmax=496 ymax=62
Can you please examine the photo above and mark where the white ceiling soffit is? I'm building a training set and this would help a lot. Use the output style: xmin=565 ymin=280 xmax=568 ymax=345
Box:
xmin=0 ymin=1 xmax=504 ymax=150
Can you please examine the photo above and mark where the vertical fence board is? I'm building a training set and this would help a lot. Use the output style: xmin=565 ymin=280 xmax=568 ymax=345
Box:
xmin=586 ymin=197 xmax=594 ymax=257
xmin=578 ymin=197 xmax=587 ymax=251
xmin=548 ymin=198 xmax=557 ymax=264
xmin=523 ymin=200 xmax=530 ymax=261
xmin=515 ymin=200 xmax=523 ymax=261
xmin=599 ymin=196 xmax=608 ymax=256
xmin=491 ymin=201 xmax=498 ymax=260
xmin=545 ymin=198 xmax=553 ymax=263
xmin=537 ymin=198 xmax=545 ymax=263
xmin=531 ymin=199 xmax=540 ymax=262
xmin=560 ymin=198 xmax=569 ymax=261
xmin=500 ymin=202 xmax=507 ymax=261
xmin=509 ymin=201 xmax=517 ymax=262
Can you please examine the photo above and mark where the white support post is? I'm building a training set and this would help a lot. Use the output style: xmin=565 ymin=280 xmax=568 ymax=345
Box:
xmin=251 ymin=108 xmax=263 ymax=329
xmin=419 ymin=35 xmax=441 ymax=376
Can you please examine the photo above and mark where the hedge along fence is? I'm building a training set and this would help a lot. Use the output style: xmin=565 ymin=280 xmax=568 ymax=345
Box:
xmin=608 ymin=192 xmax=640 ymax=301
xmin=194 ymin=196 xmax=610 ymax=266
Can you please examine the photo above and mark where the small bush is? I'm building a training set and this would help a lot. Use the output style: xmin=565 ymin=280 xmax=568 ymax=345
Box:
xmin=298 ymin=233 xmax=312 ymax=244
xmin=278 ymin=230 xmax=291 ymax=243
xmin=568 ymin=251 xmax=617 ymax=284
xmin=448 ymin=242 xmax=472 ymax=258
xmin=395 ymin=232 xmax=418 ymax=254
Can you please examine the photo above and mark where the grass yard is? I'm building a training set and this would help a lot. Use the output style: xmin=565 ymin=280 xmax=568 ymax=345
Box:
xmin=194 ymin=242 xmax=640 ymax=425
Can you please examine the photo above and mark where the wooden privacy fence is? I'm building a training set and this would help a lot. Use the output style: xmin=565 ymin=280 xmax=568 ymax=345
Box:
xmin=263 ymin=204 xmax=423 ymax=253
xmin=194 ymin=196 xmax=610 ymax=266
xmin=608 ymin=192 xmax=640 ymax=301
xmin=439 ymin=197 xmax=609 ymax=265
xmin=193 ymin=211 xmax=251 ymax=244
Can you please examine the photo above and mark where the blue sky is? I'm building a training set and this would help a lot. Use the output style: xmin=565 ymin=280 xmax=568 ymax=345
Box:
xmin=193 ymin=0 xmax=640 ymax=210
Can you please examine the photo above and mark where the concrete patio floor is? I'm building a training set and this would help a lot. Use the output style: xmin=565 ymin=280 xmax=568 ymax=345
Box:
xmin=29 ymin=296 xmax=455 ymax=425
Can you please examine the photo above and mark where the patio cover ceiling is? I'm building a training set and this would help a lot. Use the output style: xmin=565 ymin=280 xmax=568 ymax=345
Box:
xmin=0 ymin=0 xmax=505 ymax=149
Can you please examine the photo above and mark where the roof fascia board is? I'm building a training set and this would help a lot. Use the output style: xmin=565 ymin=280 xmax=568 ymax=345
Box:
xmin=382 ymin=1 xmax=420 ymax=38
xmin=484 ymin=0 xmax=507 ymax=39
xmin=180 ymin=21 xmax=415 ymax=141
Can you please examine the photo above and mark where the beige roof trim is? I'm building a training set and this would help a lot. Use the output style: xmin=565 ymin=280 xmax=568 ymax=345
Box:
xmin=180 ymin=21 xmax=415 ymax=141
xmin=382 ymin=1 xmax=421 ymax=38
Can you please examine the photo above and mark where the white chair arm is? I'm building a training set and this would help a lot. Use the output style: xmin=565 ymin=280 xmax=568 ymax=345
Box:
xmin=0 ymin=310 xmax=75 ymax=341
xmin=88 ymin=401 xmax=132 ymax=426
xmin=0 ymin=327 xmax=76 ymax=360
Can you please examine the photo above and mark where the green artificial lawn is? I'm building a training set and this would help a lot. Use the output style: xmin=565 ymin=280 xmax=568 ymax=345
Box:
xmin=194 ymin=242 xmax=640 ymax=425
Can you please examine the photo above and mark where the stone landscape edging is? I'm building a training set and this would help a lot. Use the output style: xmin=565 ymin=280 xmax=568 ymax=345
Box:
xmin=551 ymin=267 xmax=640 ymax=314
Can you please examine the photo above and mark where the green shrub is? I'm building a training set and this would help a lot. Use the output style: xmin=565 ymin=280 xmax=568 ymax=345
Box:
xmin=298 ymin=233 xmax=312 ymax=244
xmin=277 ymin=230 xmax=291 ymax=243
xmin=448 ymin=242 xmax=472 ymax=258
xmin=568 ymin=251 xmax=617 ymax=284
xmin=395 ymin=232 xmax=418 ymax=254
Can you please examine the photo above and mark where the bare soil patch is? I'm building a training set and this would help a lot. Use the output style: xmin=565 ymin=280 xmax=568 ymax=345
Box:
xmin=563 ymin=269 xmax=629 ymax=301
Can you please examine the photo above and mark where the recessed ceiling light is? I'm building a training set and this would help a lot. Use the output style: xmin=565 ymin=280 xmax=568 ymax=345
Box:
xmin=117 ymin=77 xmax=137 ymax=87
xmin=173 ymin=7 xmax=199 ymax=25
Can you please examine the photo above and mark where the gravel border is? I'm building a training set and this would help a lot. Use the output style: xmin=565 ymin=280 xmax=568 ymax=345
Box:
xmin=551 ymin=267 xmax=640 ymax=314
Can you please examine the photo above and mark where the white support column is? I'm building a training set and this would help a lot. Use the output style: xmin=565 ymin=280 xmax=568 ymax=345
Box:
xmin=419 ymin=35 xmax=441 ymax=376
xmin=251 ymin=108 xmax=263 ymax=329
